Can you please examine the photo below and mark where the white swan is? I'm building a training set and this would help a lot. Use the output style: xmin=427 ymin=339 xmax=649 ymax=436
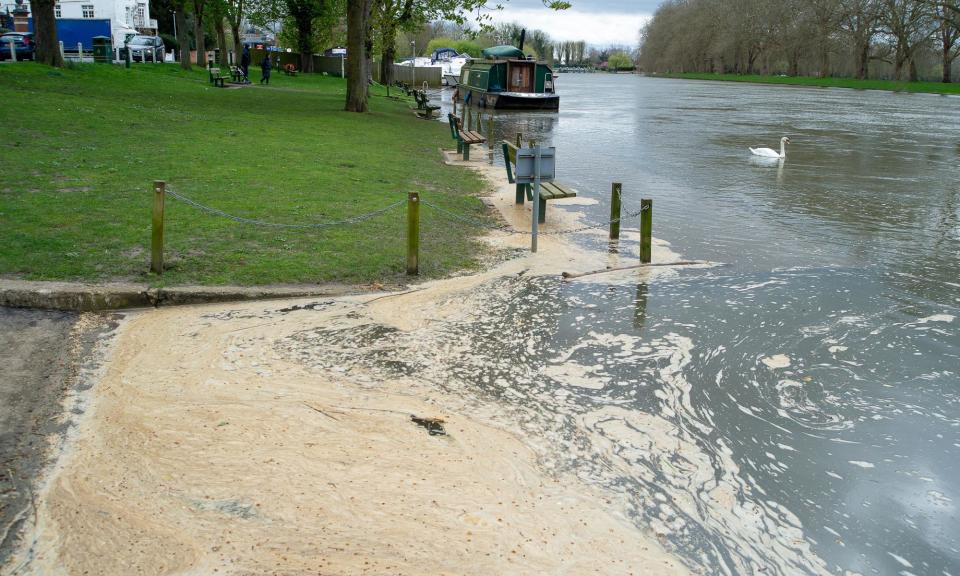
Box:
xmin=750 ymin=137 xmax=790 ymax=158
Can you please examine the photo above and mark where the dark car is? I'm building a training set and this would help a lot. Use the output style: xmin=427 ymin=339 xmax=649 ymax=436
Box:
xmin=0 ymin=32 xmax=34 ymax=61
xmin=126 ymin=35 xmax=165 ymax=62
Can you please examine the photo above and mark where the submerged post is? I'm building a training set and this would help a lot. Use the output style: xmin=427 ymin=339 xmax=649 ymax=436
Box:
xmin=487 ymin=113 xmax=494 ymax=164
xmin=640 ymin=198 xmax=652 ymax=263
xmin=407 ymin=192 xmax=420 ymax=275
xmin=151 ymin=180 xmax=166 ymax=274
xmin=531 ymin=143 xmax=541 ymax=253
xmin=609 ymin=182 xmax=622 ymax=240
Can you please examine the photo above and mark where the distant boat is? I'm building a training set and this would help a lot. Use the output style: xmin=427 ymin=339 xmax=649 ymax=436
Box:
xmin=457 ymin=30 xmax=558 ymax=110
xmin=430 ymin=48 xmax=470 ymax=87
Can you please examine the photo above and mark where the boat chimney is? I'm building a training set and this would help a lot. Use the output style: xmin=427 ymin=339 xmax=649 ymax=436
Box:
xmin=518 ymin=29 xmax=526 ymax=51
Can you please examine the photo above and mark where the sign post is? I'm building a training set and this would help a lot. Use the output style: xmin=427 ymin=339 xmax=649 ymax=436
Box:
xmin=514 ymin=144 xmax=556 ymax=254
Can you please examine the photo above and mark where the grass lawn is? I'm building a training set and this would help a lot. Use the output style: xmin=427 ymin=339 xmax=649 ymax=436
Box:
xmin=659 ymin=72 xmax=960 ymax=95
xmin=0 ymin=62 xmax=494 ymax=286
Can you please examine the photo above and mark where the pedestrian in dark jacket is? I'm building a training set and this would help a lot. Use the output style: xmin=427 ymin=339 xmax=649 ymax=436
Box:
xmin=240 ymin=46 xmax=251 ymax=82
xmin=260 ymin=54 xmax=272 ymax=85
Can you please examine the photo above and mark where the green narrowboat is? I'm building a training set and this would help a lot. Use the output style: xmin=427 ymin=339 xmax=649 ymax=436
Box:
xmin=458 ymin=34 xmax=558 ymax=111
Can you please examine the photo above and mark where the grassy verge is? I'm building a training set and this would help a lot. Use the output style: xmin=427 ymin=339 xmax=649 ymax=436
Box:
xmin=659 ymin=72 xmax=960 ymax=95
xmin=0 ymin=63 xmax=493 ymax=286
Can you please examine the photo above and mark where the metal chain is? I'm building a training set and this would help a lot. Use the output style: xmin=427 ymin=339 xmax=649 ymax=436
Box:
xmin=422 ymin=200 xmax=648 ymax=236
xmin=165 ymin=186 xmax=405 ymax=230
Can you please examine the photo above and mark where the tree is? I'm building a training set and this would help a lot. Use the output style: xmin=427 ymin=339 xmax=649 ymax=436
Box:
xmin=192 ymin=0 xmax=211 ymax=67
xmin=881 ymin=0 xmax=935 ymax=80
xmin=840 ymin=0 xmax=882 ymax=79
xmin=607 ymin=51 xmax=633 ymax=70
xmin=932 ymin=0 xmax=960 ymax=80
xmin=345 ymin=0 xmax=372 ymax=112
xmin=28 ymin=0 xmax=64 ymax=67
xmin=283 ymin=0 xmax=338 ymax=72
xmin=173 ymin=0 xmax=192 ymax=69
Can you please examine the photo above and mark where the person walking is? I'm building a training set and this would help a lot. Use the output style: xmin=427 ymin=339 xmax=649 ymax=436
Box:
xmin=260 ymin=53 xmax=272 ymax=85
xmin=240 ymin=46 xmax=251 ymax=83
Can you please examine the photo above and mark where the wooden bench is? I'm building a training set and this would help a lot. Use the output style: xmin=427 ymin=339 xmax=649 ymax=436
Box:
xmin=413 ymin=90 xmax=440 ymax=118
xmin=209 ymin=67 xmax=226 ymax=87
xmin=502 ymin=140 xmax=576 ymax=223
xmin=447 ymin=113 xmax=486 ymax=161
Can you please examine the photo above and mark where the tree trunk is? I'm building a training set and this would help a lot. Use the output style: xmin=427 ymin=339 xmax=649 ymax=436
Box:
xmin=30 ymin=0 xmax=63 ymax=67
xmin=345 ymin=0 xmax=372 ymax=112
xmin=944 ymin=44 xmax=953 ymax=83
xmin=909 ymin=57 xmax=918 ymax=81
xmin=294 ymin=11 xmax=314 ymax=72
xmin=176 ymin=6 xmax=191 ymax=70
xmin=855 ymin=40 xmax=870 ymax=80
xmin=379 ymin=21 xmax=397 ymax=86
xmin=232 ymin=21 xmax=242 ymax=61
xmin=818 ymin=42 xmax=830 ymax=77
xmin=194 ymin=15 xmax=206 ymax=67
xmin=216 ymin=18 xmax=228 ymax=66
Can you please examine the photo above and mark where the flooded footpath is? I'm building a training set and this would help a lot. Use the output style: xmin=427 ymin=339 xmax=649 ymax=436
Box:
xmin=4 ymin=158 xmax=694 ymax=575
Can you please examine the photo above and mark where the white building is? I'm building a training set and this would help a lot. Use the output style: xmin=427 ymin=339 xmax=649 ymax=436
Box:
xmin=3 ymin=0 xmax=156 ymax=48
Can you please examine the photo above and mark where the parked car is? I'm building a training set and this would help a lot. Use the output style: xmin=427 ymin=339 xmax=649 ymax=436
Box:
xmin=0 ymin=32 xmax=34 ymax=61
xmin=126 ymin=35 xmax=164 ymax=62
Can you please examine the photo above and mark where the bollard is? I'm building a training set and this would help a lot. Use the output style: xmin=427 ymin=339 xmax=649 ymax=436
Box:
xmin=77 ymin=42 xmax=82 ymax=62
xmin=487 ymin=113 xmax=494 ymax=164
xmin=640 ymin=198 xmax=652 ymax=263
xmin=125 ymin=46 xmax=131 ymax=68
xmin=8 ymin=39 xmax=15 ymax=63
xmin=151 ymin=181 xmax=166 ymax=274
xmin=609 ymin=182 xmax=622 ymax=240
xmin=59 ymin=41 xmax=65 ymax=62
xmin=406 ymin=192 xmax=420 ymax=275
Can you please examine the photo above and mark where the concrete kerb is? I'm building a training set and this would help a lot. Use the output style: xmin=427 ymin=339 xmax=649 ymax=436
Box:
xmin=0 ymin=279 xmax=399 ymax=312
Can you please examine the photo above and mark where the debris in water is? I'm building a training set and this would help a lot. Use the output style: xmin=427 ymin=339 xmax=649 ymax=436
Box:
xmin=761 ymin=354 xmax=791 ymax=369
xmin=411 ymin=415 xmax=447 ymax=436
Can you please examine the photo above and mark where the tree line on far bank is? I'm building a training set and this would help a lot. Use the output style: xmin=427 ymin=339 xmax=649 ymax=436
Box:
xmin=639 ymin=0 xmax=960 ymax=83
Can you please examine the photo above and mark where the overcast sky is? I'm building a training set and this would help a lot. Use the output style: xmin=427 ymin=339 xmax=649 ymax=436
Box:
xmin=486 ymin=0 xmax=662 ymax=47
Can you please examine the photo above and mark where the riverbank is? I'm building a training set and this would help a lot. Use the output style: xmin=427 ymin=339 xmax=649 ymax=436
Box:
xmin=3 ymin=155 xmax=697 ymax=574
xmin=657 ymin=72 xmax=960 ymax=95
xmin=0 ymin=63 xmax=494 ymax=286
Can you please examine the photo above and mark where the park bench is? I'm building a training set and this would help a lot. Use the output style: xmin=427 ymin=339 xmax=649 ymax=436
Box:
xmin=413 ymin=90 xmax=441 ymax=118
xmin=447 ymin=113 xmax=486 ymax=161
xmin=501 ymin=139 xmax=577 ymax=224
xmin=208 ymin=67 xmax=226 ymax=88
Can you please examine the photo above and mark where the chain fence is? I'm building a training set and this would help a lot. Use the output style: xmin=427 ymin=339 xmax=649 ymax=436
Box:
xmin=165 ymin=186 xmax=405 ymax=230
xmin=421 ymin=198 xmax=649 ymax=237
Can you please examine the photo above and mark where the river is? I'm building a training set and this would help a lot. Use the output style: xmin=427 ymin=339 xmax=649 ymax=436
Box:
xmin=426 ymin=75 xmax=960 ymax=574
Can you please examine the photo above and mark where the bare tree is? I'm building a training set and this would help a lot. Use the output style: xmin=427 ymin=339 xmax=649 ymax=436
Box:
xmin=932 ymin=0 xmax=960 ymax=80
xmin=881 ymin=0 xmax=935 ymax=80
xmin=840 ymin=0 xmax=882 ymax=79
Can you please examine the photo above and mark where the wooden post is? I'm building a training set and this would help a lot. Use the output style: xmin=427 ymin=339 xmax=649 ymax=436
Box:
xmin=640 ymin=198 xmax=652 ymax=263
xmin=151 ymin=180 xmax=166 ymax=274
xmin=487 ymin=113 xmax=494 ymax=164
xmin=515 ymin=132 xmax=522 ymax=148
xmin=609 ymin=182 xmax=622 ymax=240
xmin=406 ymin=192 xmax=420 ymax=275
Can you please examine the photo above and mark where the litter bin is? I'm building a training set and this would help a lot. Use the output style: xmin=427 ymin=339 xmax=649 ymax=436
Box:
xmin=92 ymin=36 xmax=112 ymax=63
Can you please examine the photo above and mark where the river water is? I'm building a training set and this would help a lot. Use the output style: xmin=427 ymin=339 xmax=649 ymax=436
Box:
xmin=416 ymin=76 xmax=960 ymax=574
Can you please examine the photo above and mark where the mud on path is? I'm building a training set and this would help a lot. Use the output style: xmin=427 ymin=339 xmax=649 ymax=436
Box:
xmin=4 ymin=155 xmax=694 ymax=575
xmin=0 ymin=308 xmax=118 ymax=566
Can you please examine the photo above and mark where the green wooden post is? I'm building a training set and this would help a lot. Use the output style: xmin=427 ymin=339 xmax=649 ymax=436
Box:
xmin=406 ymin=192 xmax=420 ymax=275
xmin=609 ymin=182 xmax=622 ymax=240
xmin=487 ymin=113 xmax=494 ymax=164
xmin=640 ymin=198 xmax=652 ymax=263
xmin=151 ymin=180 xmax=166 ymax=274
